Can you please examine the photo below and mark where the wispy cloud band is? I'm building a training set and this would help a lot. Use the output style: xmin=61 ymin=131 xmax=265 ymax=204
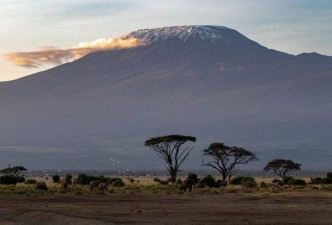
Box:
xmin=5 ymin=37 xmax=141 ymax=68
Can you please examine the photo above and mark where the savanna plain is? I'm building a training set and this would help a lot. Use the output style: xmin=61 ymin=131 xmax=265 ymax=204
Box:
xmin=0 ymin=177 xmax=331 ymax=225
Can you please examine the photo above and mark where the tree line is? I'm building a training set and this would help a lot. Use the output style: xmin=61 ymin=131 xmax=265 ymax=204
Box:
xmin=145 ymin=134 xmax=302 ymax=184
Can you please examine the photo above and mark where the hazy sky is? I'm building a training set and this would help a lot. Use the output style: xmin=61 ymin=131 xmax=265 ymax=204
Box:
xmin=1 ymin=0 xmax=332 ymax=81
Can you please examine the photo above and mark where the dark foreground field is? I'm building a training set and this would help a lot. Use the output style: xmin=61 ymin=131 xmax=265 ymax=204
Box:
xmin=0 ymin=192 xmax=331 ymax=225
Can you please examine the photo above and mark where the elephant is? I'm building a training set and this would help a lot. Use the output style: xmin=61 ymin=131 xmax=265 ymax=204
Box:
xmin=180 ymin=179 xmax=195 ymax=192
xmin=35 ymin=181 xmax=48 ymax=191
xmin=98 ymin=183 xmax=107 ymax=192
xmin=59 ymin=175 xmax=72 ymax=192
xmin=89 ymin=181 xmax=101 ymax=191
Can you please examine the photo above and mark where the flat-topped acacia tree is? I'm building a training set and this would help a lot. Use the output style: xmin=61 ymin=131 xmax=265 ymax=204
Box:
xmin=203 ymin=143 xmax=258 ymax=182
xmin=264 ymin=159 xmax=301 ymax=181
xmin=144 ymin=135 xmax=196 ymax=182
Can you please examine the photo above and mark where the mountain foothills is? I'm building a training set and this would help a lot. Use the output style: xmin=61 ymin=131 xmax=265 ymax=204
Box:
xmin=1 ymin=26 xmax=331 ymax=170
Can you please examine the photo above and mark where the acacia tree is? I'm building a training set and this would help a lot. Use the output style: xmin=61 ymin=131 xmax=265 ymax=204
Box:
xmin=0 ymin=165 xmax=27 ymax=184
xmin=202 ymin=143 xmax=258 ymax=182
xmin=144 ymin=135 xmax=196 ymax=182
xmin=264 ymin=159 xmax=301 ymax=181
xmin=0 ymin=165 xmax=27 ymax=176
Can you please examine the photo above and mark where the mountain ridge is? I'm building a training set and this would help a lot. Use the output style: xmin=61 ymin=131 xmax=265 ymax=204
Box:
xmin=0 ymin=25 xmax=331 ymax=170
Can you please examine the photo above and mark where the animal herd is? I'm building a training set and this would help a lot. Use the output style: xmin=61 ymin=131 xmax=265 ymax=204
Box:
xmin=35 ymin=175 xmax=195 ymax=193
xmin=35 ymin=175 xmax=108 ymax=193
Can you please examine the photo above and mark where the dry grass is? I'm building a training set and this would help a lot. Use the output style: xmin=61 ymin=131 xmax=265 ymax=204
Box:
xmin=1 ymin=176 xmax=331 ymax=196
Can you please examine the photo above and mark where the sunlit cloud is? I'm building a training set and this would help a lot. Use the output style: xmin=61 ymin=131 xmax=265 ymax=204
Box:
xmin=5 ymin=37 xmax=142 ymax=68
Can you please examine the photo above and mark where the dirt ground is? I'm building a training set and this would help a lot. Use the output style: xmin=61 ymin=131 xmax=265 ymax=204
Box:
xmin=0 ymin=191 xmax=331 ymax=225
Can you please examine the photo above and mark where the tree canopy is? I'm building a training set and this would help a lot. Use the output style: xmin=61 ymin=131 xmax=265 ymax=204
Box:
xmin=264 ymin=159 xmax=301 ymax=180
xmin=0 ymin=166 xmax=27 ymax=176
xmin=144 ymin=134 xmax=196 ymax=182
xmin=203 ymin=143 xmax=258 ymax=182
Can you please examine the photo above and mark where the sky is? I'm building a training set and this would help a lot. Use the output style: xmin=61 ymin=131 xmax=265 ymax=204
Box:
xmin=1 ymin=0 xmax=332 ymax=81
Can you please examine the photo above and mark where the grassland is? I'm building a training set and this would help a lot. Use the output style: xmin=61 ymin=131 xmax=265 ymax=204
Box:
xmin=0 ymin=177 xmax=331 ymax=225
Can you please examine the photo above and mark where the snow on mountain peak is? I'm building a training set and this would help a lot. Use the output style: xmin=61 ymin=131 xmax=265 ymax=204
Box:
xmin=122 ymin=25 xmax=233 ymax=44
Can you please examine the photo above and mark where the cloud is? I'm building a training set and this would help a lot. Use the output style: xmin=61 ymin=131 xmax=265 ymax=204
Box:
xmin=5 ymin=37 xmax=141 ymax=68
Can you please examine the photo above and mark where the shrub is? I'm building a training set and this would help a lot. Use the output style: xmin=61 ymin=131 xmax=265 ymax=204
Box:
xmin=74 ymin=174 xmax=90 ymax=185
xmin=111 ymin=179 xmax=125 ymax=187
xmin=283 ymin=176 xmax=293 ymax=184
xmin=230 ymin=177 xmax=244 ymax=185
xmin=75 ymin=174 xmax=110 ymax=185
xmin=230 ymin=176 xmax=257 ymax=188
xmin=327 ymin=172 xmax=332 ymax=180
xmin=309 ymin=173 xmax=332 ymax=185
xmin=0 ymin=175 xmax=17 ymax=185
xmin=17 ymin=176 xmax=25 ymax=183
xmin=25 ymin=179 xmax=37 ymax=184
xmin=52 ymin=175 xmax=60 ymax=183
xmin=310 ymin=177 xmax=322 ymax=184
xmin=242 ymin=180 xmax=258 ymax=188
xmin=287 ymin=179 xmax=306 ymax=186
xmin=199 ymin=175 xmax=220 ymax=188
xmin=326 ymin=173 xmax=332 ymax=184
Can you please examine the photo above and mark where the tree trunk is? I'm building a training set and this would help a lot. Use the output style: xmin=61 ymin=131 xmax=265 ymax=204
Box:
xmin=170 ymin=167 xmax=177 ymax=183
xmin=222 ymin=173 xmax=227 ymax=182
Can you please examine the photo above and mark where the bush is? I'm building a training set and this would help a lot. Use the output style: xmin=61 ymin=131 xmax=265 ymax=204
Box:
xmin=326 ymin=173 xmax=332 ymax=184
xmin=242 ymin=180 xmax=258 ymax=188
xmin=25 ymin=179 xmax=37 ymax=184
xmin=327 ymin=172 xmax=332 ymax=180
xmin=310 ymin=177 xmax=322 ymax=184
xmin=230 ymin=176 xmax=257 ymax=188
xmin=230 ymin=177 xmax=244 ymax=185
xmin=283 ymin=176 xmax=293 ymax=184
xmin=52 ymin=175 xmax=60 ymax=183
xmin=230 ymin=176 xmax=255 ymax=184
xmin=0 ymin=175 xmax=25 ymax=185
xmin=309 ymin=173 xmax=332 ymax=185
xmin=111 ymin=179 xmax=125 ymax=187
xmin=287 ymin=178 xmax=306 ymax=186
xmin=199 ymin=175 xmax=220 ymax=188
xmin=0 ymin=175 xmax=17 ymax=185
xmin=75 ymin=174 xmax=110 ymax=185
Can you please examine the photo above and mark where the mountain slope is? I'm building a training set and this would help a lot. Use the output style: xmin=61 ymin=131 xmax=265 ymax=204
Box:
xmin=1 ymin=26 xmax=332 ymax=170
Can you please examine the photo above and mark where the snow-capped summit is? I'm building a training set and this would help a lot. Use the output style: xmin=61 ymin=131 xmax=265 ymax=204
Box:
xmin=123 ymin=25 xmax=244 ymax=45
xmin=1 ymin=25 xmax=332 ymax=170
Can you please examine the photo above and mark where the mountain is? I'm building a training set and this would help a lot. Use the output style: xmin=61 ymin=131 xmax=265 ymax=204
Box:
xmin=1 ymin=25 xmax=332 ymax=170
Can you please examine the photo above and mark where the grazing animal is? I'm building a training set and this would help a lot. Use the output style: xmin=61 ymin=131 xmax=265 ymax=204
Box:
xmin=59 ymin=175 xmax=72 ymax=192
xmin=89 ymin=181 xmax=101 ymax=191
xmin=35 ymin=181 xmax=48 ymax=191
xmin=180 ymin=179 xmax=195 ymax=192
xmin=98 ymin=183 xmax=107 ymax=192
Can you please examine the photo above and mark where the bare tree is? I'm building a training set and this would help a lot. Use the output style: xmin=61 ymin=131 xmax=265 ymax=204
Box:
xmin=144 ymin=135 xmax=196 ymax=182
xmin=264 ymin=159 xmax=301 ymax=181
xmin=202 ymin=143 xmax=258 ymax=182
